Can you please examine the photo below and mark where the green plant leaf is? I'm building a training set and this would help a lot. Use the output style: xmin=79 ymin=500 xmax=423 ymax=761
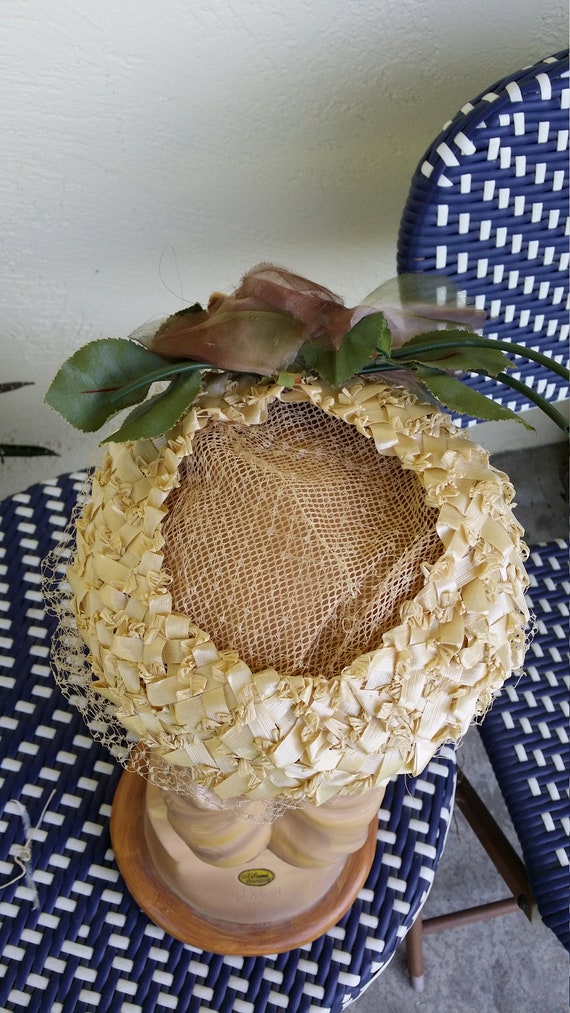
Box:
xmin=102 ymin=370 xmax=203 ymax=443
xmin=0 ymin=382 xmax=34 ymax=395
xmin=45 ymin=338 xmax=167 ymax=432
xmin=365 ymin=312 xmax=392 ymax=356
xmin=300 ymin=312 xmax=389 ymax=385
xmin=395 ymin=332 xmax=513 ymax=376
xmin=276 ymin=372 xmax=297 ymax=387
xmin=419 ymin=371 xmax=533 ymax=428
xmin=0 ymin=444 xmax=58 ymax=457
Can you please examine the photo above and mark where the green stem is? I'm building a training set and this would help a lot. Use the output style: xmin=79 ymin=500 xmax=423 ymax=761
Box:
xmin=392 ymin=337 xmax=570 ymax=381
xmin=109 ymin=361 xmax=215 ymax=405
xmin=492 ymin=373 xmax=569 ymax=433
xmin=357 ymin=361 xmax=412 ymax=375
xmin=358 ymin=357 xmax=569 ymax=432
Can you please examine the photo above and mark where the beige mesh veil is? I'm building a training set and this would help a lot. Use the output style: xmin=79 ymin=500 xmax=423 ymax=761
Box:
xmin=45 ymin=375 xmax=529 ymax=808
xmin=163 ymin=397 xmax=443 ymax=678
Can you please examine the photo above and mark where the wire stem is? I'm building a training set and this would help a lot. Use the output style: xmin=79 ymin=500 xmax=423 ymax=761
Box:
xmin=392 ymin=337 xmax=570 ymax=381
xmin=494 ymin=373 xmax=569 ymax=432
xmin=109 ymin=361 xmax=216 ymax=405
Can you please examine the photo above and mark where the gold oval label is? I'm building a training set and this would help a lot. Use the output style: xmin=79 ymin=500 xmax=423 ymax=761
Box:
xmin=238 ymin=868 xmax=275 ymax=887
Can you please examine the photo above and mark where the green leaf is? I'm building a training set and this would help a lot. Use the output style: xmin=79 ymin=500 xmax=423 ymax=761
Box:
xmin=366 ymin=312 xmax=392 ymax=356
xmin=276 ymin=372 xmax=297 ymax=387
xmin=0 ymin=444 xmax=58 ymax=457
xmin=419 ymin=372 xmax=533 ymax=428
xmin=45 ymin=338 xmax=167 ymax=432
xmin=0 ymin=382 xmax=34 ymax=395
xmin=395 ymin=331 xmax=512 ymax=376
xmin=301 ymin=312 xmax=389 ymax=385
xmin=102 ymin=370 xmax=203 ymax=443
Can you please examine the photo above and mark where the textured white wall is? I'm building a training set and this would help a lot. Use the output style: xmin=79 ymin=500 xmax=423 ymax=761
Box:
xmin=1 ymin=0 xmax=567 ymax=498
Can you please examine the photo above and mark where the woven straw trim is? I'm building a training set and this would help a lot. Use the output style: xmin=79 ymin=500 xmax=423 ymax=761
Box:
xmin=66 ymin=377 xmax=529 ymax=805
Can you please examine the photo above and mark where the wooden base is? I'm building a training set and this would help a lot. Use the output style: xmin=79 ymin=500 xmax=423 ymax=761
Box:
xmin=110 ymin=767 xmax=378 ymax=955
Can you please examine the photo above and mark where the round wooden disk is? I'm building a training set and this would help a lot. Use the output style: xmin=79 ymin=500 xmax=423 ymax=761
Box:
xmin=110 ymin=767 xmax=378 ymax=956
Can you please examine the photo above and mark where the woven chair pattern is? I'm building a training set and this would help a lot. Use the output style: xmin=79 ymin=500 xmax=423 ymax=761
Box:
xmin=397 ymin=49 xmax=569 ymax=419
xmin=0 ymin=474 xmax=455 ymax=1013
xmin=479 ymin=539 xmax=570 ymax=952
xmin=397 ymin=49 xmax=569 ymax=953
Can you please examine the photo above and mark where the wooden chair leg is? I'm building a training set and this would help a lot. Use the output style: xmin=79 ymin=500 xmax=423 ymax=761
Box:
xmin=402 ymin=767 xmax=537 ymax=991
xmin=406 ymin=915 xmax=425 ymax=992
xmin=454 ymin=768 xmax=535 ymax=918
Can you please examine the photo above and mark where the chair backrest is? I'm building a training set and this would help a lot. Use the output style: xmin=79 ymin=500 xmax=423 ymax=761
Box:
xmin=397 ymin=50 xmax=569 ymax=419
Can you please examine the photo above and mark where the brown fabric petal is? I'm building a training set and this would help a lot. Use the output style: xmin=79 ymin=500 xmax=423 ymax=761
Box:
xmin=152 ymin=306 xmax=306 ymax=374
xmin=236 ymin=264 xmax=354 ymax=346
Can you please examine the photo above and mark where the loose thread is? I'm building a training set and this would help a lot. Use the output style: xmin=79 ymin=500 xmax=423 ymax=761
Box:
xmin=1 ymin=790 xmax=57 ymax=909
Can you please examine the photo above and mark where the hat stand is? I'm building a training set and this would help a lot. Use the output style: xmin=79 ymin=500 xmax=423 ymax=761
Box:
xmin=110 ymin=765 xmax=382 ymax=955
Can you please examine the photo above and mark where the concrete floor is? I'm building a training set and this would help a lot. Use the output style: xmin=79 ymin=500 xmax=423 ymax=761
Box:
xmin=350 ymin=442 xmax=569 ymax=1013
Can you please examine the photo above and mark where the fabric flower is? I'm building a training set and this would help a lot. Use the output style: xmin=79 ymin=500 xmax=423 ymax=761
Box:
xmin=148 ymin=264 xmax=485 ymax=376
xmin=354 ymin=274 xmax=486 ymax=347
xmin=149 ymin=264 xmax=355 ymax=375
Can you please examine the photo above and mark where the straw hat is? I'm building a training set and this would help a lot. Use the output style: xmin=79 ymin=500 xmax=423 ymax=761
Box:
xmin=55 ymin=373 xmax=529 ymax=807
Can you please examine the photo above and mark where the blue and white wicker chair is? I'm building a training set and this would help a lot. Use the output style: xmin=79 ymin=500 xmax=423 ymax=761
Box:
xmin=397 ymin=48 xmax=569 ymax=421
xmin=0 ymin=51 xmax=567 ymax=1011
xmin=397 ymin=48 xmax=570 ymax=984
xmin=0 ymin=485 xmax=456 ymax=1012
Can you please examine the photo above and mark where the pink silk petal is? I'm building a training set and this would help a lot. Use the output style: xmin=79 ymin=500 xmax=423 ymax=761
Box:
xmin=236 ymin=265 xmax=354 ymax=345
xmin=350 ymin=304 xmax=486 ymax=349
xmin=360 ymin=274 xmax=486 ymax=348
xmin=382 ymin=307 xmax=485 ymax=348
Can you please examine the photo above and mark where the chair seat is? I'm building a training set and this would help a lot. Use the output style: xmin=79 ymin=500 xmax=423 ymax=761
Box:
xmin=0 ymin=473 xmax=456 ymax=1012
xmin=478 ymin=539 xmax=569 ymax=951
